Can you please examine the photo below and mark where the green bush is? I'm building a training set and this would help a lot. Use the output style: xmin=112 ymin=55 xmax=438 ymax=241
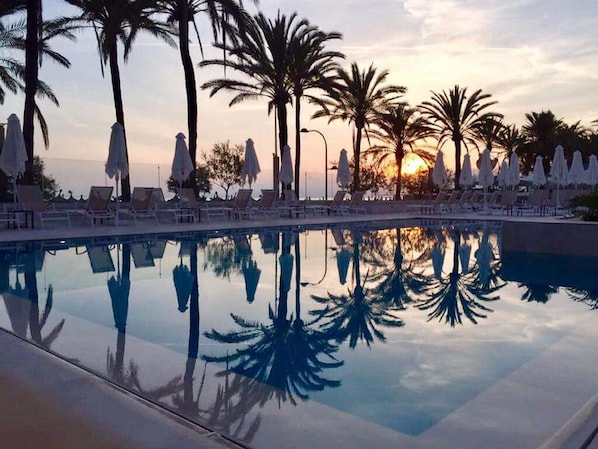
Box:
xmin=570 ymin=193 xmax=598 ymax=221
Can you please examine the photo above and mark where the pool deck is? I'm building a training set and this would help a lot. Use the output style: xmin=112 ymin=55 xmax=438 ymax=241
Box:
xmin=1 ymin=208 xmax=597 ymax=449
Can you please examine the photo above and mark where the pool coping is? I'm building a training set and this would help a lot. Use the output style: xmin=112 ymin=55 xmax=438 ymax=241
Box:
xmin=0 ymin=327 xmax=244 ymax=449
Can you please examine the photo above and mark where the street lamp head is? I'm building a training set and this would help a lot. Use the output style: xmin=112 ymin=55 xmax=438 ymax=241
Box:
xmin=300 ymin=128 xmax=310 ymax=133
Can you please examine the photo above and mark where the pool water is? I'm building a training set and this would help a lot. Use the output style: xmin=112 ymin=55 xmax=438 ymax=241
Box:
xmin=1 ymin=220 xmax=597 ymax=449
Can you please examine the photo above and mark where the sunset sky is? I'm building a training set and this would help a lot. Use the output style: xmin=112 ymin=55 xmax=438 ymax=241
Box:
xmin=2 ymin=0 xmax=598 ymax=195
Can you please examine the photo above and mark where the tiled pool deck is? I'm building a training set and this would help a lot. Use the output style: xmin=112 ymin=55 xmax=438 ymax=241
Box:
xmin=1 ymin=207 xmax=597 ymax=449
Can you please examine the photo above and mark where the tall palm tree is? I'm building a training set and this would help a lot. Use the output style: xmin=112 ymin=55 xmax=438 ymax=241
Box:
xmin=201 ymin=12 xmax=309 ymax=192
xmin=288 ymin=26 xmax=343 ymax=197
xmin=312 ymin=62 xmax=405 ymax=191
xmin=22 ymin=0 xmax=41 ymax=183
xmin=520 ymin=110 xmax=564 ymax=173
xmin=1 ymin=16 xmax=76 ymax=148
xmin=367 ymin=102 xmax=434 ymax=199
xmin=158 ymin=0 xmax=252 ymax=194
xmin=67 ymin=0 xmax=175 ymax=201
xmin=420 ymin=85 xmax=501 ymax=189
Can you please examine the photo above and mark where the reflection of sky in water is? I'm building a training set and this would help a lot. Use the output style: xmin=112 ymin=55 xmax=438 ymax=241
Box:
xmin=1 ymin=222 xmax=596 ymax=437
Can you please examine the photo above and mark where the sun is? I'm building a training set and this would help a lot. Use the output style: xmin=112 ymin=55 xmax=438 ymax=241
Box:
xmin=402 ymin=154 xmax=427 ymax=175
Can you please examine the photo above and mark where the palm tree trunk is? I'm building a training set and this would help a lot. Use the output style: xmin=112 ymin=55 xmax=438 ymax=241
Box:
xmin=294 ymin=95 xmax=301 ymax=198
xmin=23 ymin=0 xmax=40 ymax=184
xmin=454 ymin=138 xmax=461 ymax=190
xmin=395 ymin=154 xmax=403 ymax=200
xmin=178 ymin=3 xmax=198 ymax=194
xmin=353 ymin=126 xmax=363 ymax=191
xmin=277 ymin=102 xmax=289 ymax=191
xmin=108 ymin=43 xmax=131 ymax=202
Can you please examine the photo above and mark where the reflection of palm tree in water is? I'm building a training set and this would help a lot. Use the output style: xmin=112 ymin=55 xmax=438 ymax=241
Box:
xmin=25 ymin=275 xmax=65 ymax=349
xmin=107 ymin=243 xmax=183 ymax=399
xmin=311 ymin=229 xmax=405 ymax=348
xmin=417 ymin=229 xmax=502 ymax=327
xmin=369 ymin=228 xmax=430 ymax=311
xmin=203 ymin=232 xmax=343 ymax=409
xmin=21 ymin=247 xmax=65 ymax=348
xmin=519 ymin=283 xmax=559 ymax=304
xmin=565 ymin=288 xmax=598 ymax=310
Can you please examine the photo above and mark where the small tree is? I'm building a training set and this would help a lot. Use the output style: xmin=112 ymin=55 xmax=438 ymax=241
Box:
xmin=10 ymin=156 xmax=59 ymax=200
xmin=167 ymin=163 xmax=211 ymax=197
xmin=203 ymin=141 xmax=243 ymax=199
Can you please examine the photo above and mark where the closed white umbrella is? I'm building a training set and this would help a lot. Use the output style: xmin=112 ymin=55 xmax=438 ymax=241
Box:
xmin=279 ymin=144 xmax=294 ymax=187
xmin=241 ymin=138 xmax=261 ymax=187
xmin=105 ymin=122 xmax=129 ymax=202
xmin=551 ymin=145 xmax=568 ymax=207
xmin=532 ymin=155 xmax=547 ymax=187
xmin=432 ymin=150 xmax=448 ymax=187
xmin=337 ymin=148 xmax=351 ymax=188
xmin=0 ymin=114 xmax=28 ymax=202
xmin=567 ymin=150 xmax=584 ymax=187
xmin=507 ymin=152 xmax=520 ymax=189
xmin=497 ymin=160 xmax=508 ymax=190
xmin=586 ymin=155 xmax=598 ymax=188
xmin=459 ymin=153 xmax=473 ymax=188
xmin=171 ymin=132 xmax=194 ymax=192
xmin=478 ymin=148 xmax=494 ymax=212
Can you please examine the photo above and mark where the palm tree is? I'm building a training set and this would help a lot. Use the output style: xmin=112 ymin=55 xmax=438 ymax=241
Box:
xmin=201 ymin=12 xmax=309 ymax=192
xmin=22 ymin=0 xmax=41 ymax=184
xmin=0 ymin=19 xmax=25 ymax=103
xmin=158 ymin=0 xmax=252 ymax=194
xmin=496 ymin=123 xmax=525 ymax=162
xmin=67 ymin=0 xmax=175 ymax=201
xmin=288 ymin=26 xmax=343 ymax=197
xmin=1 ymin=11 xmax=75 ymax=153
xmin=520 ymin=110 xmax=564 ymax=173
xmin=312 ymin=62 xmax=405 ymax=191
xmin=420 ymin=85 xmax=501 ymax=189
xmin=367 ymin=102 xmax=434 ymax=199
xmin=473 ymin=116 xmax=504 ymax=154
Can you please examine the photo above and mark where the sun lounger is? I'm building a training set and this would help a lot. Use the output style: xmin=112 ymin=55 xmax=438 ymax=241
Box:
xmin=489 ymin=190 xmax=517 ymax=215
xmin=227 ymin=189 xmax=255 ymax=220
xmin=326 ymin=190 xmax=348 ymax=216
xmin=16 ymin=184 xmax=71 ymax=229
xmin=514 ymin=189 xmax=549 ymax=216
xmin=118 ymin=187 xmax=158 ymax=224
xmin=343 ymin=190 xmax=368 ymax=215
xmin=151 ymin=188 xmax=196 ymax=223
xmin=254 ymin=189 xmax=279 ymax=218
xmin=277 ymin=189 xmax=305 ymax=218
xmin=78 ymin=186 xmax=117 ymax=226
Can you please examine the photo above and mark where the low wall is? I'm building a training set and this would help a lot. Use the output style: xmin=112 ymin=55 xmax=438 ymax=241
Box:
xmin=502 ymin=221 xmax=598 ymax=258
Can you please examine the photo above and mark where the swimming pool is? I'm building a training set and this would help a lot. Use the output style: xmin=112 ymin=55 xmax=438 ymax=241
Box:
xmin=1 ymin=220 xmax=597 ymax=449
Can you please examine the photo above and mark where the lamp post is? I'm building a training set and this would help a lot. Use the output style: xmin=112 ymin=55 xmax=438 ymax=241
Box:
xmin=300 ymin=128 xmax=328 ymax=201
